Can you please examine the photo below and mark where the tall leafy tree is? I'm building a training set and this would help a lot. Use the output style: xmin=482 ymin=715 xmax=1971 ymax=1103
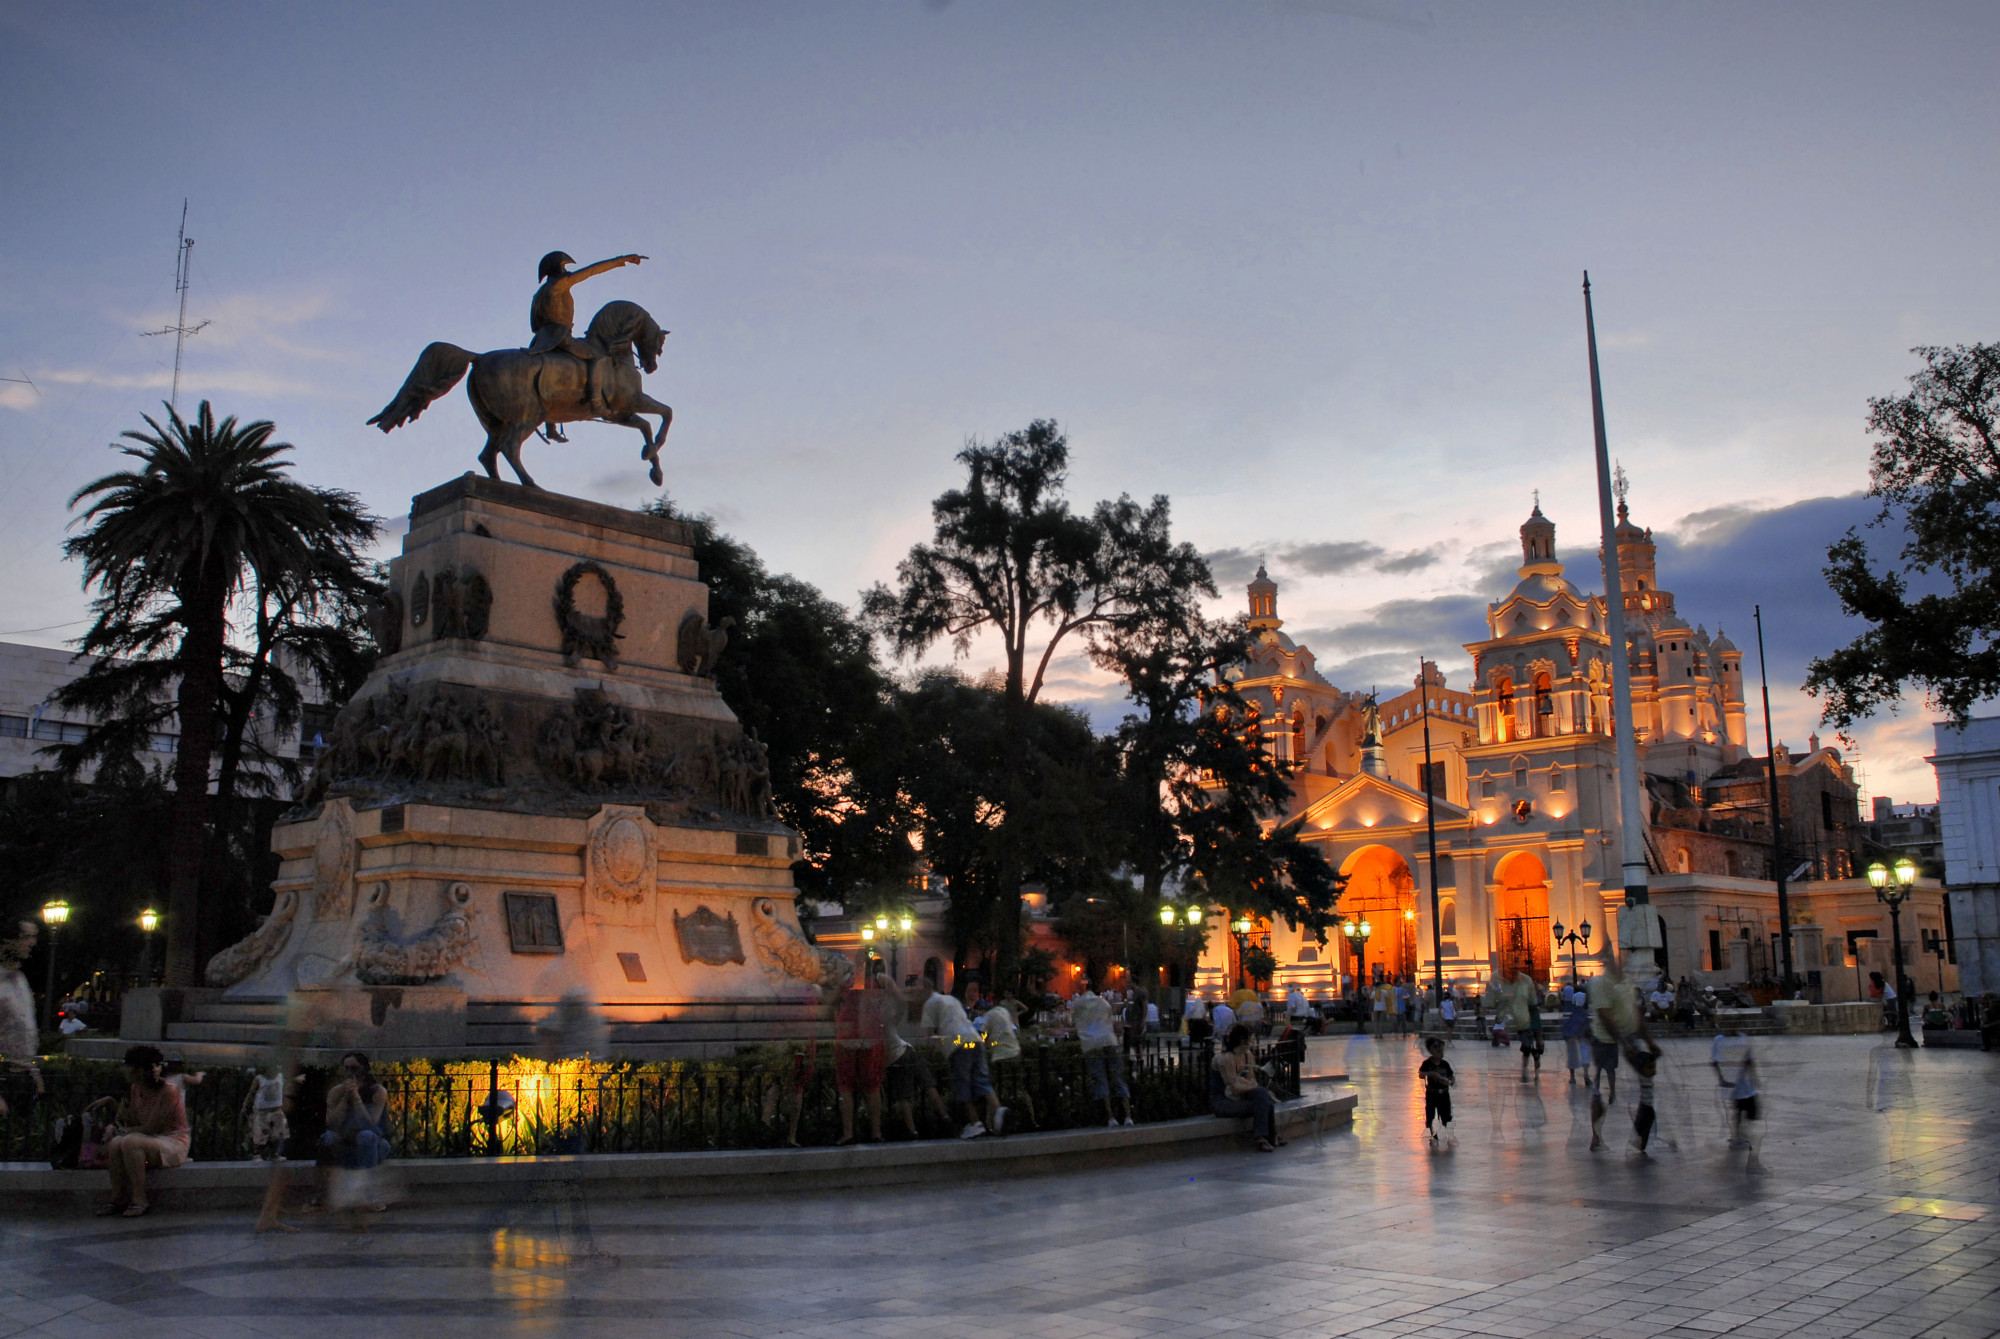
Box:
xmin=645 ymin=498 xmax=913 ymax=900
xmin=893 ymin=670 xmax=1112 ymax=986
xmin=61 ymin=402 xmax=376 ymax=985
xmin=1096 ymin=610 xmax=1344 ymax=975
xmin=1809 ymin=342 xmax=2000 ymax=726
xmin=864 ymin=421 xmax=1210 ymax=973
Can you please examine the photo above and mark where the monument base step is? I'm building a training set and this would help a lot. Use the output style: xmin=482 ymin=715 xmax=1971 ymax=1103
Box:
xmin=1 ymin=1089 xmax=1355 ymax=1213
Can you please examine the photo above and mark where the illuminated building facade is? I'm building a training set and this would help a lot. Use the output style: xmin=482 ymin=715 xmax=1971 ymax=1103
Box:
xmin=1197 ymin=495 xmax=1946 ymax=1001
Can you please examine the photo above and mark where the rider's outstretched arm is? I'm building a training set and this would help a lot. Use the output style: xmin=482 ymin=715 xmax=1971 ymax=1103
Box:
xmin=571 ymin=254 xmax=647 ymax=283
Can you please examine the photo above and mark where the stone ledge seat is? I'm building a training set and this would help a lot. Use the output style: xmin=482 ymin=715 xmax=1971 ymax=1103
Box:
xmin=1 ymin=1088 xmax=1355 ymax=1213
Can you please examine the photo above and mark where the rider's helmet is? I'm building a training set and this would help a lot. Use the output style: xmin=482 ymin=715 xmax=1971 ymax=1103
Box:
xmin=537 ymin=251 xmax=576 ymax=281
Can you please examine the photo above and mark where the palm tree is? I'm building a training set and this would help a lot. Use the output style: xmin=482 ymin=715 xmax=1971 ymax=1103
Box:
xmin=65 ymin=402 xmax=376 ymax=986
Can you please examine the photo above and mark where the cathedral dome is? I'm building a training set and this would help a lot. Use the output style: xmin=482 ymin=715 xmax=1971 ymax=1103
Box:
xmin=1508 ymin=569 xmax=1581 ymax=603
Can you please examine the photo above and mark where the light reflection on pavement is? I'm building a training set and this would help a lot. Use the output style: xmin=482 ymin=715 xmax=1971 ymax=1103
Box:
xmin=3 ymin=1033 xmax=1995 ymax=1339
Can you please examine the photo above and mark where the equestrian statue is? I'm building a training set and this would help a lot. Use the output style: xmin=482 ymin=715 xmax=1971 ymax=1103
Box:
xmin=368 ymin=251 xmax=673 ymax=489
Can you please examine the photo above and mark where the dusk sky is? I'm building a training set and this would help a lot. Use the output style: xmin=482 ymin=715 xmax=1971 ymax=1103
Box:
xmin=3 ymin=2 xmax=1995 ymax=804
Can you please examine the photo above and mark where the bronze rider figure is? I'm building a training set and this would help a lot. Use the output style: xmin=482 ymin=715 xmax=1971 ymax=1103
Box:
xmin=530 ymin=250 xmax=645 ymax=433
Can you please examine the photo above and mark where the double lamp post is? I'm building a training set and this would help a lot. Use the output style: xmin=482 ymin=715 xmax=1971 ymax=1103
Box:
xmin=1866 ymin=856 xmax=1920 ymax=1049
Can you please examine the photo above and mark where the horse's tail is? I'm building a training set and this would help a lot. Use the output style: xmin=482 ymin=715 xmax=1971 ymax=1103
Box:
xmin=367 ymin=342 xmax=475 ymax=432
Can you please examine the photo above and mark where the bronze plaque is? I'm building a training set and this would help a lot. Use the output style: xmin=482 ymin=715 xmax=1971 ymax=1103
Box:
xmin=504 ymin=892 xmax=564 ymax=954
xmin=673 ymin=905 xmax=745 ymax=966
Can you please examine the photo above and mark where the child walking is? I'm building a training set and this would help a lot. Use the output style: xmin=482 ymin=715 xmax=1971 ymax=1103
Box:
xmin=1418 ymin=1037 xmax=1455 ymax=1144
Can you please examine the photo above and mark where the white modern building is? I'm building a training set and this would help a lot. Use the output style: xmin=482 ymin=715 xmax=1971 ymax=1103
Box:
xmin=1929 ymin=717 xmax=2000 ymax=997
xmin=0 ymin=639 xmax=328 ymax=794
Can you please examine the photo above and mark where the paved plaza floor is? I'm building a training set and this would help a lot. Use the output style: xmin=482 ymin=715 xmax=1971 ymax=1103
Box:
xmin=3 ymin=1033 xmax=1995 ymax=1339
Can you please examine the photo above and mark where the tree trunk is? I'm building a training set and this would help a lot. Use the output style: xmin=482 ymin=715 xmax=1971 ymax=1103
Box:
xmin=163 ymin=593 xmax=228 ymax=988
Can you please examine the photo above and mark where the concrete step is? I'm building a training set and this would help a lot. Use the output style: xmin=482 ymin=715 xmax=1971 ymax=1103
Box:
xmin=467 ymin=1000 xmax=834 ymax=1024
xmin=1 ymin=1088 xmax=1357 ymax=1213
xmin=165 ymin=1022 xmax=279 ymax=1045
xmin=183 ymin=998 xmax=284 ymax=1024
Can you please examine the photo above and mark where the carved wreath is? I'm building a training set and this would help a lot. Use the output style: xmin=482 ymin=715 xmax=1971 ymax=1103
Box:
xmin=554 ymin=561 xmax=625 ymax=669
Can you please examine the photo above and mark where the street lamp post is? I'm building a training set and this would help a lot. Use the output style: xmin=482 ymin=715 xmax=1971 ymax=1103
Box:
xmin=1343 ymin=919 xmax=1373 ymax=1034
xmin=1230 ymin=915 xmax=1254 ymax=990
xmin=40 ymin=899 xmax=70 ymax=1031
xmin=137 ymin=907 xmax=160 ymax=987
xmin=861 ymin=911 xmax=917 ymax=982
xmin=1921 ymin=928 xmax=1948 ymax=996
xmin=1866 ymin=859 xmax=1919 ymax=1049
xmin=1552 ymin=918 xmax=1592 ymax=988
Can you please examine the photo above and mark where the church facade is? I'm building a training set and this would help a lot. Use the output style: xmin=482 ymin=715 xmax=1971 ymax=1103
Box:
xmin=1196 ymin=494 xmax=1951 ymax=1003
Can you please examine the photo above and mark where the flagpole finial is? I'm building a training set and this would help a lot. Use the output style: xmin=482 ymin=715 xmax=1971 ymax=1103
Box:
xmin=1583 ymin=269 xmax=1592 ymax=293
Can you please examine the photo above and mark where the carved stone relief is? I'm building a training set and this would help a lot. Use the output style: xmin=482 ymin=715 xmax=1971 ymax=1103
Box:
xmin=584 ymin=805 xmax=655 ymax=926
xmin=305 ymin=684 xmax=508 ymax=800
xmin=673 ymin=905 xmax=746 ymax=965
xmin=431 ymin=565 xmax=493 ymax=641
xmin=748 ymin=896 xmax=853 ymax=992
xmin=555 ymin=561 xmax=624 ymax=669
xmin=352 ymin=880 xmax=478 ymax=985
xmin=709 ymin=727 xmax=774 ymax=818
xmin=675 ymin=611 xmax=735 ymax=677
xmin=367 ymin=590 xmax=405 ymax=656
xmin=311 ymin=800 xmax=357 ymax=921
xmin=205 ymin=888 xmax=301 ymax=988
xmin=536 ymin=687 xmax=680 ymax=792
xmin=410 ymin=571 xmax=431 ymax=627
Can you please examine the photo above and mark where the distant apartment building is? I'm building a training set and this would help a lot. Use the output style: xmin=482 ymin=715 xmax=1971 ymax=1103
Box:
xmin=0 ymin=639 xmax=329 ymax=797
xmin=1866 ymin=796 xmax=1943 ymax=869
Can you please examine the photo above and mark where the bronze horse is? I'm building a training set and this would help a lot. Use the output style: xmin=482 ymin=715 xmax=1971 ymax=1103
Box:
xmin=368 ymin=300 xmax=672 ymax=489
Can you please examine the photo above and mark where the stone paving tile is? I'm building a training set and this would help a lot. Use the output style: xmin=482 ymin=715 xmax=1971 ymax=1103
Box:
xmin=5 ymin=1034 xmax=1999 ymax=1339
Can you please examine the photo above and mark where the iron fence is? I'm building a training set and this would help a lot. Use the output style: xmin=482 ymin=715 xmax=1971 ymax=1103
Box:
xmin=1 ymin=1037 xmax=1299 ymax=1163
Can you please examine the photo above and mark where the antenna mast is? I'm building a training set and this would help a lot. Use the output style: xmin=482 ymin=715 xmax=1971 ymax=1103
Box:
xmin=141 ymin=201 xmax=209 ymax=409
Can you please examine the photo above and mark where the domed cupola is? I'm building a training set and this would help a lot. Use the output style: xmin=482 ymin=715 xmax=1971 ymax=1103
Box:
xmin=1247 ymin=563 xmax=1282 ymax=632
xmin=1519 ymin=500 xmax=1558 ymax=576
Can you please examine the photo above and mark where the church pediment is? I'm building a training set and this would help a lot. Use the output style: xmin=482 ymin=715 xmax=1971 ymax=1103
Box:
xmin=1300 ymin=772 xmax=1467 ymax=834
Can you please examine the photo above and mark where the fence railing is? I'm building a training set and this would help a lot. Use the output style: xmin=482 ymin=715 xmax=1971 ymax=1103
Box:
xmin=2 ymin=1036 xmax=1300 ymax=1164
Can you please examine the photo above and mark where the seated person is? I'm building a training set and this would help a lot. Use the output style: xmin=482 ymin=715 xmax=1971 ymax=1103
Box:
xmin=320 ymin=1052 xmax=389 ymax=1171
xmin=1210 ymin=1024 xmax=1283 ymax=1153
xmin=91 ymin=1044 xmax=189 ymax=1218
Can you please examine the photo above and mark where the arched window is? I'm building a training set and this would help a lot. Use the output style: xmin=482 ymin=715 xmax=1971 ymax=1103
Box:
xmin=1439 ymin=898 xmax=1457 ymax=937
xmin=1533 ymin=672 xmax=1554 ymax=736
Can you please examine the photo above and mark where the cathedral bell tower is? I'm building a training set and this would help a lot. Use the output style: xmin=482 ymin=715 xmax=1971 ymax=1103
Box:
xmin=1519 ymin=501 xmax=1560 ymax=577
xmin=1247 ymin=564 xmax=1282 ymax=632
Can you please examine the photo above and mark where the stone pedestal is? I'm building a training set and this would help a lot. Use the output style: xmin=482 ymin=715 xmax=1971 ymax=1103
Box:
xmin=199 ymin=478 xmax=850 ymax=1051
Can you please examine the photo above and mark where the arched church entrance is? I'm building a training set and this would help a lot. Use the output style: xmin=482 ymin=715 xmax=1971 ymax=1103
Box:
xmin=1338 ymin=845 xmax=1419 ymax=986
xmin=1493 ymin=850 xmax=1553 ymax=985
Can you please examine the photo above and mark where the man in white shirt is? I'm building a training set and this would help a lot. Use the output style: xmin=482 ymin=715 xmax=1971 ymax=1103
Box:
xmin=1285 ymin=986 xmax=1309 ymax=1025
xmin=884 ymin=975 xmax=951 ymax=1137
xmin=922 ymin=979 xmax=1005 ymax=1139
xmin=1071 ymin=984 xmax=1133 ymax=1127
xmin=1184 ymin=993 xmax=1211 ymax=1044
xmin=1211 ymin=998 xmax=1236 ymax=1041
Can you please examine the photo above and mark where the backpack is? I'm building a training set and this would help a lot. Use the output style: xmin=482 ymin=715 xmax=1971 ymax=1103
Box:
xmin=48 ymin=1112 xmax=84 ymax=1170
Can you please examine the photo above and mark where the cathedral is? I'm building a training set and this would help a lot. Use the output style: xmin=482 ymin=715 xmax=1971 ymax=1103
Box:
xmin=1197 ymin=492 xmax=1948 ymax=1002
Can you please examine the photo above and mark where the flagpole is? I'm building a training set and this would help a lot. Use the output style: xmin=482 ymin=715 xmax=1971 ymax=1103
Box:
xmin=1583 ymin=272 xmax=1659 ymax=981
xmin=1755 ymin=605 xmax=1795 ymax=990
xmin=1419 ymin=657 xmax=1444 ymax=1008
